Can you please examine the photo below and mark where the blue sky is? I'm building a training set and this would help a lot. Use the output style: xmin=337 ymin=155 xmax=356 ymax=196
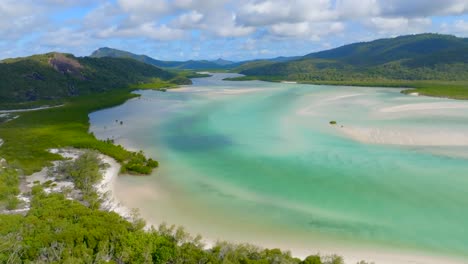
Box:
xmin=1 ymin=0 xmax=468 ymax=61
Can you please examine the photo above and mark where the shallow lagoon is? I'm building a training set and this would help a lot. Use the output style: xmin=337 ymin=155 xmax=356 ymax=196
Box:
xmin=90 ymin=74 xmax=468 ymax=263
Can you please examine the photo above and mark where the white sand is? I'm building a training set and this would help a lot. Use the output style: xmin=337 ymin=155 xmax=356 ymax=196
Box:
xmin=338 ymin=126 xmax=468 ymax=146
xmin=215 ymin=88 xmax=266 ymax=95
xmin=3 ymin=148 xmax=132 ymax=219
xmin=324 ymin=93 xmax=363 ymax=102
xmin=379 ymin=102 xmax=468 ymax=113
xmin=95 ymin=155 xmax=131 ymax=218
xmin=169 ymin=87 xmax=266 ymax=95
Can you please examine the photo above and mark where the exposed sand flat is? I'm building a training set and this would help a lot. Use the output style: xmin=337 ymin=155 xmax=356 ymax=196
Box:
xmin=380 ymin=102 xmax=468 ymax=113
xmin=92 ymin=74 xmax=468 ymax=264
xmin=324 ymin=93 xmax=363 ymax=101
xmin=215 ymin=88 xmax=266 ymax=94
xmin=169 ymin=87 xmax=266 ymax=94
xmin=297 ymin=94 xmax=365 ymax=116
xmin=96 ymin=155 xmax=131 ymax=218
xmin=337 ymin=126 xmax=468 ymax=146
xmin=0 ymin=104 xmax=64 ymax=113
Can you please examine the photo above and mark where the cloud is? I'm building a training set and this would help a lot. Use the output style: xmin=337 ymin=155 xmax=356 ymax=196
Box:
xmin=365 ymin=17 xmax=431 ymax=35
xmin=117 ymin=0 xmax=170 ymax=17
xmin=97 ymin=23 xmax=186 ymax=41
xmin=270 ymin=21 xmax=345 ymax=40
xmin=237 ymin=0 xmax=335 ymax=26
xmin=0 ymin=0 xmax=48 ymax=40
xmin=377 ymin=0 xmax=468 ymax=17
xmin=2 ymin=0 xmax=468 ymax=60
xmin=172 ymin=10 xmax=204 ymax=29
xmin=440 ymin=19 xmax=468 ymax=36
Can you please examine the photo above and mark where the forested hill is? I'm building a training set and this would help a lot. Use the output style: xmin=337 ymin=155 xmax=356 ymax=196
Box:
xmin=91 ymin=47 xmax=301 ymax=70
xmin=238 ymin=34 xmax=468 ymax=82
xmin=91 ymin=47 xmax=234 ymax=70
xmin=0 ymin=52 xmax=190 ymax=104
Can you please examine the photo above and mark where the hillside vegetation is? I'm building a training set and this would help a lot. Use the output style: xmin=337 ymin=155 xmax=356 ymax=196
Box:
xmin=0 ymin=52 xmax=190 ymax=105
xmin=91 ymin=47 xmax=301 ymax=71
xmin=0 ymin=52 xmax=190 ymax=207
xmin=235 ymin=34 xmax=468 ymax=98
xmin=0 ymin=186 xmax=348 ymax=264
xmin=91 ymin=47 xmax=236 ymax=70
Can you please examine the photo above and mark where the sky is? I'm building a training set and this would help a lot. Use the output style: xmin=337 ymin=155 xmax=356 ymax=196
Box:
xmin=1 ymin=0 xmax=468 ymax=61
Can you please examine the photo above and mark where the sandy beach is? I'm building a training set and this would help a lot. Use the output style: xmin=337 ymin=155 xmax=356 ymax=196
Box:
xmin=10 ymin=148 xmax=131 ymax=219
xmin=95 ymin=154 xmax=131 ymax=218
xmin=336 ymin=126 xmax=468 ymax=146
xmin=379 ymin=102 xmax=468 ymax=113
xmin=111 ymin=175 xmax=468 ymax=264
xmin=90 ymin=78 xmax=468 ymax=264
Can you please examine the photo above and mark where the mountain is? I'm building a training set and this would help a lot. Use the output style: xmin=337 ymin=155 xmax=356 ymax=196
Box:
xmin=90 ymin=47 xmax=300 ymax=70
xmin=91 ymin=47 xmax=235 ymax=70
xmin=238 ymin=33 xmax=468 ymax=82
xmin=213 ymin=58 xmax=235 ymax=66
xmin=0 ymin=52 xmax=190 ymax=103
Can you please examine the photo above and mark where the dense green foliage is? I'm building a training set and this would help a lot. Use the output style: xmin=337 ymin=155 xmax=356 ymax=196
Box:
xmin=56 ymin=150 xmax=105 ymax=207
xmin=0 ymin=188 xmax=349 ymax=263
xmin=236 ymin=34 xmax=468 ymax=99
xmin=121 ymin=151 xmax=159 ymax=175
xmin=0 ymin=167 xmax=20 ymax=210
xmin=0 ymin=52 xmax=190 ymax=104
xmin=0 ymin=89 xmax=157 ymax=176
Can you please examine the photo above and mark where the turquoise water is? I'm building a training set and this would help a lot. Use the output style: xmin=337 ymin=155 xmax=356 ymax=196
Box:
xmin=90 ymin=74 xmax=468 ymax=262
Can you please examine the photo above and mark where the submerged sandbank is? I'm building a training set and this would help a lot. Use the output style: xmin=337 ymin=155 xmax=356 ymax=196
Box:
xmin=91 ymin=74 xmax=468 ymax=264
xmin=112 ymin=175 xmax=467 ymax=264
xmin=336 ymin=126 xmax=468 ymax=146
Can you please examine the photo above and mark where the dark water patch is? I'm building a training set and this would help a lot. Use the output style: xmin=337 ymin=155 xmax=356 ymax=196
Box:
xmin=161 ymin=112 xmax=233 ymax=152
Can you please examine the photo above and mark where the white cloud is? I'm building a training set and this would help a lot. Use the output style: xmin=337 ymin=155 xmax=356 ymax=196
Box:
xmin=377 ymin=0 xmax=468 ymax=17
xmin=97 ymin=23 xmax=186 ymax=41
xmin=117 ymin=0 xmax=170 ymax=16
xmin=172 ymin=10 xmax=204 ymax=29
xmin=237 ymin=0 xmax=335 ymax=26
xmin=2 ymin=0 xmax=468 ymax=60
xmin=41 ymin=28 xmax=93 ymax=47
xmin=336 ymin=0 xmax=379 ymax=19
xmin=365 ymin=17 xmax=431 ymax=35
xmin=440 ymin=19 xmax=468 ymax=36
xmin=0 ymin=0 xmax=48 ymax=39
xmin=270 ymin=21 xmax=345 ymax=40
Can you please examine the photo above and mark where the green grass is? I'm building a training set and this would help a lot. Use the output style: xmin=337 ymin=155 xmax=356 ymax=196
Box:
xmin=0 ymin=87 xmax=164 ymax=176
xmin=0 ymin=99 xmax=65 ymax=111
xmin=400 ymin=81 xmax=468 ymax=99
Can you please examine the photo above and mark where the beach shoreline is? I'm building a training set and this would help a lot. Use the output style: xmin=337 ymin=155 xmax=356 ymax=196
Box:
xmin=95 ymin=154 xmax=132 ymax=219
xmin=89 ymin=79 xmax=468 ymax=264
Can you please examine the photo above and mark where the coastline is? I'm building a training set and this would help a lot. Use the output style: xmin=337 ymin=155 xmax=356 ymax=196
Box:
xmin=110 ymin=172 xmax=468 ymax=264
xmin=89 ymin=77 xmax=468 ymax=264
xmin=95 ymin=154 xmax=131 ymax=219
xmin=13 ymin=146 xmax=465 ymax=264
xmin=0 ymin=104 xmax=64 ymax=113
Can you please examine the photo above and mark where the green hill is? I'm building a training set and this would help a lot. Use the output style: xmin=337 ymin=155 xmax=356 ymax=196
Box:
xmin=238 ymin=33 xmax=468 ymax=84
xmin=0 ymin=52 xmax=190 ymax=104
xmin=90 ymin=47 xmax=300 ymax=70
xmin=91 ymin=47 xmax=234 ymax=70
